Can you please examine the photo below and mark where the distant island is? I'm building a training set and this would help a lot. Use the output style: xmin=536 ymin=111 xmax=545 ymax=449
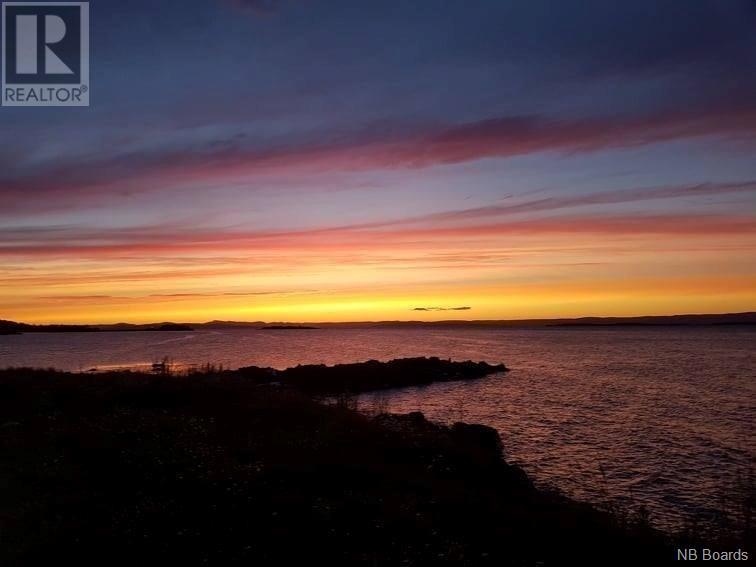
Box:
xmin=0 ymin=320 xmax=193 ymax=335
xmin=0 ymin=320 xmax=100 ymax=335
xmin=1 ymin=312 xmax=754 ymax=335
xmin=260 ymin=325 xmax=319 ymax=330
xmin=152 ymin=323 xmax=194 ymax=332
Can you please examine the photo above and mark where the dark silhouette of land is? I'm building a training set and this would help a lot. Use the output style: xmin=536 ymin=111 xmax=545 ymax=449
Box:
xmin=2 ymin=312 xmax=753 ymax=335
xmin=0 ymin=362 xmax=671 ymax=566
xmin=260 ymin=325 xmax=319 ymax=330
xmin=0 ymin=320 xmax=100 ymax=334
xmin=238 ymin=357 xmax=507 ymax=394
xmin=153 ymin=323 xmax=194 ymax=331
xmin=0 ymin=320 xmax=193 ymax=335
xmin=164 ymin=311 xmax=756 ymax=328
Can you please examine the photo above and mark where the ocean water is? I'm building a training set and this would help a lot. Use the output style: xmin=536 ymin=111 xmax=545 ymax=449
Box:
xmin=1 ymin=326 xmax=753 ymax=531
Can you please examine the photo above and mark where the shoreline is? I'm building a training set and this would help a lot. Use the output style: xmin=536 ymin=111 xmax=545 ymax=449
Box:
xmin=0 ymin=357 xmax=508 ymax=393
xmin=0 ymin=364 xmax=677 ymax=564
xmin=0 ymin=358 xmax=751 ymax=561
xmin=2 ymin=312 xmax=754 ymax=335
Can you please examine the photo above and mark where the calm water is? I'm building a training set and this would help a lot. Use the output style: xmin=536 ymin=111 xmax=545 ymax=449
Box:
xmin=1 ymin=326 xmax=754 ymax=531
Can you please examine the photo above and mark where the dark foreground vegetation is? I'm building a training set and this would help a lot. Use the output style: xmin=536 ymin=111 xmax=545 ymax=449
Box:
xmin=0 ymin=363 xmax=677 ymax=566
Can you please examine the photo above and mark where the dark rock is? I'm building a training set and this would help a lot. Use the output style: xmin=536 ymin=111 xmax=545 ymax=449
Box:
xmin=259 ymin=356 xmax=508 ymax=394
xmin=451 ymin=422 xmax=504 ymax=458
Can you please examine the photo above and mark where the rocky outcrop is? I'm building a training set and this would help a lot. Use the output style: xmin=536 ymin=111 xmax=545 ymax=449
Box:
xmin=237 ymin=356 xmax=508 ymax=394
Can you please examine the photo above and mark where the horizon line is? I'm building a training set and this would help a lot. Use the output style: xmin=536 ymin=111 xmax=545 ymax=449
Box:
xmin=6 ymin=311 xmax=755 ymax=327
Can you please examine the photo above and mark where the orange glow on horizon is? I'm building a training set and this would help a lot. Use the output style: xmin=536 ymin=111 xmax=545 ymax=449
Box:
xmin=2 ymin=207 xmax=755 ymax=325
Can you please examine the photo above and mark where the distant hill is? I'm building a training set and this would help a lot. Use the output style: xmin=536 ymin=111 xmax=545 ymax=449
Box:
xmin=0 ymin=320 xmax=23 ymax=335
xmin=2 ymin=312 xmax=754 ymax=335
xmin=101 ymin=322 xmax=194 ymax=331
xmin=0 ymin=320 xmax=99 ymax=335
xmin=174 ymin=312 xmax=756 ymax=329
xmin=0 ymin=320 xmax=192 ymax=334
xmin=153 ymin=323 xmax=194 ymax=332
xmin=260 ymin=325 xmax=319 ymax=330
xmin=194 ymin=313 xmax=756 ymax=328
xmin=541 ymin=312 xmax=756 ymax=327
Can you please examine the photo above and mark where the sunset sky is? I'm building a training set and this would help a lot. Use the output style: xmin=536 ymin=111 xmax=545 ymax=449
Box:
xmin=1 ymin=0 xmax=755 ymax=324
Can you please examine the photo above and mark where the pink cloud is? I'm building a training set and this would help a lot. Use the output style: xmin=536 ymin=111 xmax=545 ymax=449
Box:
xmin=2 ymin=103 xmax=755 ymax=216
xmin=1 ymin=213 xmax=753 ymax=259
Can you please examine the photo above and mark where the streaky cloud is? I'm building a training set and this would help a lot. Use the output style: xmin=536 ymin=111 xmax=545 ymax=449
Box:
xmin=2 ymin=103 xmax=755 ymax=216
xmin=376 ymin=181 xmax=756 ymax=227
xmin=1 ymin=213 xmax=753 ymax=259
